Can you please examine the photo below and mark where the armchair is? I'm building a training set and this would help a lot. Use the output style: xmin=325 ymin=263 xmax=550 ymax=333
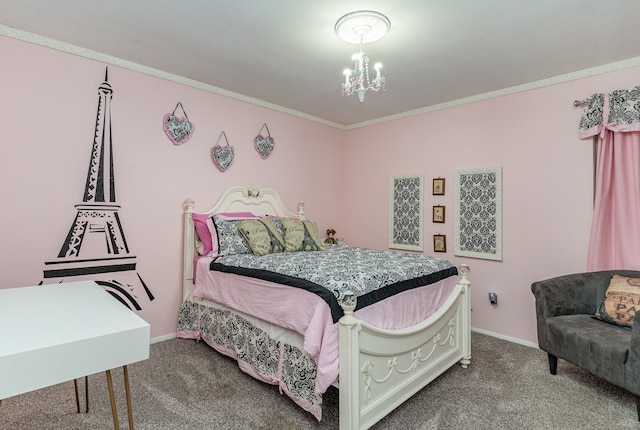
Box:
xmin=531 ymin=270 xmax=640 ymax=420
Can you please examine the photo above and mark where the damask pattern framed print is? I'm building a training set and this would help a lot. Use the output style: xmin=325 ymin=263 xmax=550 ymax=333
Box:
xmin=389 ymin=173 xmax=424 ymax=251
xmin=454 ymin=167 xmax=502 ymax=260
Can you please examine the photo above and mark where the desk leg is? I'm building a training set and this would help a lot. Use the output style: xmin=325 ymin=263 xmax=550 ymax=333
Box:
xmin=74 ymin=379 xmax=80 ymax=413
xmin=86 ymin=375 xmax=89 ymax=412
xmin=123 ymin=365 xmax=134 ymax=430
xmin=106 ymin=370 xmax=120 ymax=430
xmin=74 ymin=376 xmax=89 ymax=413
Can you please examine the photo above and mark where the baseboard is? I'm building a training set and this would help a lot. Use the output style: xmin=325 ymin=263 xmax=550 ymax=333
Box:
xmin=151 ymin=332 xmax=177 ymax=344
xmin=471 ymin=327 xmax=539 ymax=349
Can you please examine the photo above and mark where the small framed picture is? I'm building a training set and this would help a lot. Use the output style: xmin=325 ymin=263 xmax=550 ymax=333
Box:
xmin=433 ymin=206 xmax=445 ymax=223
xmin=433 ymin=178 xmax=445 ymax=195
xmin=434 ymin=234 xmax=447 ymax=252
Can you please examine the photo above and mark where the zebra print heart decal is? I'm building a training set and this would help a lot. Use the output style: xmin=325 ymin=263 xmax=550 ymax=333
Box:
xmin=254 ymin=123 xmax=275 ymax=159
xmin=163 ymin=102 xmax=194 ymax=145
xmin=211 ymin=131 xmax=234 ymax=172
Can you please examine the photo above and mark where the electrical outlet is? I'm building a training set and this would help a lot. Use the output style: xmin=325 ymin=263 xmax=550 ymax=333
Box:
xmin=488 ymin=292 xmax=498 ymax=305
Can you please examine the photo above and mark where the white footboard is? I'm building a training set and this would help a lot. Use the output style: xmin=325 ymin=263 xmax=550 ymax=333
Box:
xmin=338 ymin=265 xmax=471 ymax=430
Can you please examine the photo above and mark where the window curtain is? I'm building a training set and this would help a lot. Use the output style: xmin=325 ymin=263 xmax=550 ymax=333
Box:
xmin=578 ymin=87 xmax=640 ymax=271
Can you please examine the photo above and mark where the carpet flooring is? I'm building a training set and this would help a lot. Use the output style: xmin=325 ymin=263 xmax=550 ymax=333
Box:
xmin=1 ymin=332 xmax=637 ymax=429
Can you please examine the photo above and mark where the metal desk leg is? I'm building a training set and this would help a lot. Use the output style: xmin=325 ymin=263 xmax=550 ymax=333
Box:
xmin=106 ymin=370 xmax=120 ymax=430
xmin=74 ymin=376 xmax=89 ymax=413
xmin=105 ymin=367 xmax=135 ymax=430
xmin=86 ymin=376 xmax=89 ymax=412
xmin=74 ymin=379 xmax=80 ymax=413
xmin=123 ymin=365 xmax=134 ymax=429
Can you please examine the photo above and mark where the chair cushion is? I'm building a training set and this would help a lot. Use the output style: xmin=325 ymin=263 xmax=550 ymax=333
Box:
xmin=546 ymin=314 xmax=630 ymax=387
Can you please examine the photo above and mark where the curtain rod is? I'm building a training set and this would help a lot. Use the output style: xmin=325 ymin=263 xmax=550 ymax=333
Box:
xmin=573 ymin=99 xmax=588 ymax=107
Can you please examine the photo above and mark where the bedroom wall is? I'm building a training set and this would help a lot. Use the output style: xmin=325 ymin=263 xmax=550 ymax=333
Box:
xmin=3 ymin=32 xmax=639 ymax=346
xmin=342 ymin=64 xmax=640 ymax=345
xmin=0 ymin=35 xmax=345 ymax=339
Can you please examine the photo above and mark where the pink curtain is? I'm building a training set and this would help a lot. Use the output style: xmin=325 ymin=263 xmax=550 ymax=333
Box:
xmin=587 ymin=129 xmax=640 ymax=270
xmin=579 ymin=88 xmax=640 ymax=271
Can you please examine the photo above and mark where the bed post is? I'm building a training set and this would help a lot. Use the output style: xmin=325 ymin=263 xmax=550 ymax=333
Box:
xmin=458 ymin=264 xmax=472 ymax=368
xmin=297 ymin=202 xmax=306 ymax=220
xmin=338 ymin=291 xmax=359 ymax=430
xmin=182 ymin=198 xmax=195 ymax=301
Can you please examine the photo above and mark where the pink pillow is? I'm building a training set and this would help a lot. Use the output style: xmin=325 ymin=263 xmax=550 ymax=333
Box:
xmin=192 ymin=212 xmax=260 ymax=256
xmin=192 ymin=213 xmax=214 ymax=255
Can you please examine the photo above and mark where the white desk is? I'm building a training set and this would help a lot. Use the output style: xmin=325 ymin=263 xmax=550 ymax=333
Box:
xmin=0 ymin=280 xmax=150 ymax=428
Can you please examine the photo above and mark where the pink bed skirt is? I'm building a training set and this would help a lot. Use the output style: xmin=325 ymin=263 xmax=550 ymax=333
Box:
xmin=177 ymin=299 xmax=324 ymax=420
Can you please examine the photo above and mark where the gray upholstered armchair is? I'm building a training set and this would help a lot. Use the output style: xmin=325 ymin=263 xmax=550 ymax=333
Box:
xmin=531 ymin=270 xmax=640 ymax=420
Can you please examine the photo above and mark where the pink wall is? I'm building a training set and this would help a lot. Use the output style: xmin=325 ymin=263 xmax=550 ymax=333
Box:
xmin=2 ymin=34 xmax=639 ymax=345
xmin=0 ymin=36 xmax=345 ymax=339
xmin=343 ymin=66 xmax=640 ymax=344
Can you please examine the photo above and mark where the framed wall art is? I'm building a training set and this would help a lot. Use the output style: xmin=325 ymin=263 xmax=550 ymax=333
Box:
xmin=389 ymin=173 xmax=424 ymax=251
xmin=454 ymin=167 xmax=502 ymax=260
xmin=434 ymin=234 xmax=447 ymax=252
xmin=433 ymin=205 xmax=445 ymax=223
xmin=432 ymin=178 xmax=445 ymax=195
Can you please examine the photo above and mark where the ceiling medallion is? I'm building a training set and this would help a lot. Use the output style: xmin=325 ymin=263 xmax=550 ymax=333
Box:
xmin=335 ymin=11 xmax=390 ymax=103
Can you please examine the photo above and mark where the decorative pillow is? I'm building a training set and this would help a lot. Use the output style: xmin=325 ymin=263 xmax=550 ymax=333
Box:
xmin=594 ymin=274 xmax=640 ymax=328
xmin=280 ymin=219 xmax=326 ymax=252
xmin=236 ymin=218 xmax=285 ymax=256
xmin=212 ymin=216 xmax=253 ymax=256
xmin=193 ymin=212 xmax=258 ymax=256
xmin=268 ymin=215 xmax=286 ymax=238
xmin=192 ymin=213 xmax=214 ymax=255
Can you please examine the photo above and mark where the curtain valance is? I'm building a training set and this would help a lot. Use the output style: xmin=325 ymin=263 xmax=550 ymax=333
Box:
xmin=578 ymin=86 xmax=640 ymax=139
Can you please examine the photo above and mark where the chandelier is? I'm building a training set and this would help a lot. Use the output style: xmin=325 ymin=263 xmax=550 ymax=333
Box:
xmin=335 ymin=11 xmax=390 ymax=103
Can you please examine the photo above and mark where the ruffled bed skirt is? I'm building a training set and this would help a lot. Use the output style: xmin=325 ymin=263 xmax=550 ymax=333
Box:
xmin=176 ymin=299 xmax=324 ymax=420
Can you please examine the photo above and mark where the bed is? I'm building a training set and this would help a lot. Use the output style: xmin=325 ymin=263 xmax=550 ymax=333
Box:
xmin=177 ymin=186 xmax=471 ymax=429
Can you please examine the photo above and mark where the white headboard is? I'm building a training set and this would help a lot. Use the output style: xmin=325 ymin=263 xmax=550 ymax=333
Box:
xmin=182 ymin=186 xmax=305 ymax=300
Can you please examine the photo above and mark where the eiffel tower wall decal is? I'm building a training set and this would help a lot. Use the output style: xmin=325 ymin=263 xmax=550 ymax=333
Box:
xmin=41 ymin=68 xmax=155 ymax=311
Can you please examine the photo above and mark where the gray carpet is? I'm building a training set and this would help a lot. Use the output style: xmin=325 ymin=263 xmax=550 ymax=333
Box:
xmin=1 ymin=332 xmax=637 ymax=429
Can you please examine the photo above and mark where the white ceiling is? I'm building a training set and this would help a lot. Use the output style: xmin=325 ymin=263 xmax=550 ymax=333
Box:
xmin=1 ymin=0 xmax=640 ymax=128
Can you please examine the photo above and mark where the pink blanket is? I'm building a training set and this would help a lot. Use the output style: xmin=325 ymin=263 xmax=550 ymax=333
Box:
xmin=192 ymin=256 xmax=458 ymax=394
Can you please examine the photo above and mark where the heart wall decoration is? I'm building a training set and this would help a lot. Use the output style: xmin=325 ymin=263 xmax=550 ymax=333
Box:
xmin=211 ymin=131 xmax=235 ymax=172
xmin=254 ymin=123 xmax=275 ymax=159
xmin=163 ymin=102 xmax=195 ymax=145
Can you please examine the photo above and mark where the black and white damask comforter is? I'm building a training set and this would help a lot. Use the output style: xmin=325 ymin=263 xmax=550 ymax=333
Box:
xmin=211 ymin=245 xmax=458 ymax=323
xmin=183 ymin=245 xmax=460 ymax=419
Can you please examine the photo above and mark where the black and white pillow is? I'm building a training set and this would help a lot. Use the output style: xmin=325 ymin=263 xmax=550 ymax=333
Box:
xmin=213 ymin=216 xmax=252 ymax=256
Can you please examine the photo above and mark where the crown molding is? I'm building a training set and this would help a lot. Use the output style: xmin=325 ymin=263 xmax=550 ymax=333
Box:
xmin=3 ymin=24 xmax=640 ymax=132
xmin=0 ymin=24 xmax=346 ymax=130
xmin=346 ymin=56 xmax=640 ymax=130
